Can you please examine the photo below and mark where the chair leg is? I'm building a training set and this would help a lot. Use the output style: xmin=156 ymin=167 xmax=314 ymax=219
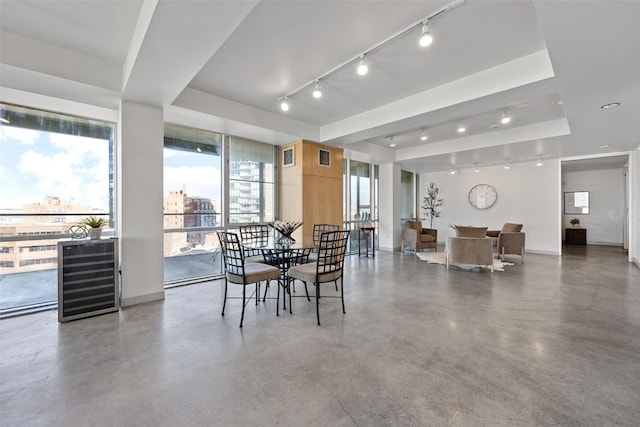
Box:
xmin=340 ymin=276 xmax=345 ymax=314
xmin=288 ymin=279 xmax=292 ymax=314
xmin=255 ymin=282 xmax=259 ymax=305
xmin=276 ymin=279 xmax=280 ymax=316
xmin=262 ymin=281 xmax=270 ymax=302
xmin=315 ymin=282 xmax=321 ymax=326
xmin=221 ymin=279 xmax=228 ymax=316
xmin=303 ymin=281 xmax=310 ymax=301
xmin=334 ymin=280 xmax=338 ymax=292
xmin=240 ymin=284 xmax=246 ymax=328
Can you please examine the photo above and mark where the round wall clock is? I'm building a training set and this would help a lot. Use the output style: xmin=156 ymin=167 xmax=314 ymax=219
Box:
xmin=468 ymin=184 xmax=497 ymax=209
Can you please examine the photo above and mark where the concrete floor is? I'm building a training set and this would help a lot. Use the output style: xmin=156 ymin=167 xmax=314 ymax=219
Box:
xmin=1 ymin=245 xmax=639 ymax=426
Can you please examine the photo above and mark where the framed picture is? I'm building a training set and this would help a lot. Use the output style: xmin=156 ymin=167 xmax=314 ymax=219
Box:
xmin=283 ymin=147 xmax=294 ymax=167
xmin=564 ymin=191 xmax=589 ymax=214
xmin=318 ymin=149 xmax=330 ymax=167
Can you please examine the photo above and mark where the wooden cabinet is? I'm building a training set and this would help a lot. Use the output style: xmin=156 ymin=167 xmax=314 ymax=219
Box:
xmin=565 ymin=228 xmax=586 ymax=245
xmin=279 ymin=141 xmax=343 ymax=246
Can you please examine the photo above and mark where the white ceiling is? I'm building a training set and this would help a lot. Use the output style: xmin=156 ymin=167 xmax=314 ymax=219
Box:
xmin=1 ymin=0 xmax=638 ymax=174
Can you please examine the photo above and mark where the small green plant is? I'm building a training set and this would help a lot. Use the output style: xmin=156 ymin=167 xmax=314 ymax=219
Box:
xmin=569 ymin=218 xmax=580 ymax=226
xmin=82 ymin=216 xmax=106 ymax=229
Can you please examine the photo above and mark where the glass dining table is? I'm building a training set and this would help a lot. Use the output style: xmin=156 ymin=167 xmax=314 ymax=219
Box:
xmin=241 ymin=240 xmax=315 ymax=312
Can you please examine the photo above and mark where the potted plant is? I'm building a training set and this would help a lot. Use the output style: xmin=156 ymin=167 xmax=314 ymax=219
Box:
xmin=422 ymin=182 xmax=443 ymax=229
xmin=82 ymin=216 xmax=106 ymax=239
xmin=569 ymin=218 xmax=580 ymax=227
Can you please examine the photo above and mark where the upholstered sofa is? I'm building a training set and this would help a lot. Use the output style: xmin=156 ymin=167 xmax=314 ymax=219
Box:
xmin=402 ymin=220 xmax=437 ymax=254
xmin=445 ymin=226 xmax=494 ymax=272
xmin=487 ymin=223 xmax=525 ymax=261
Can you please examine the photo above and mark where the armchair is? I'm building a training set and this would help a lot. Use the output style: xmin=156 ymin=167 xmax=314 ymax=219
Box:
xmin=402 ymin=220 xmax=437 ymax=254
xmin=486 ymin=223 xmax=525 ymax=262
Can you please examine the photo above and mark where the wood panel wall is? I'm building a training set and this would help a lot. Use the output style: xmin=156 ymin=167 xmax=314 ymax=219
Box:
xmin=279 ymin=140 xmax=343 ymax=245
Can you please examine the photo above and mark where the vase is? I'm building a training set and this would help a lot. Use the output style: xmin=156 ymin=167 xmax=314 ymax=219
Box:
xmin=88 ymin=228 xmax=103 ymax=239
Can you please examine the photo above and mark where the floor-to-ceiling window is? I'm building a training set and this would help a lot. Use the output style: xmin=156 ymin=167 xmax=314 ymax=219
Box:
xmin=400 ymin=170 xmax=416 ymax=226
xmin=162 ymin=129 xmax=277 ymax=285
xmin=344 ymin=158 xmax=378 ymax=252
xmin=0 ymin=103 xmax=115 ymax=314
xmin=228 ymin=136 xmax=275 ymax=224
xmin=163 ymin=124 xmax=223 ymax=284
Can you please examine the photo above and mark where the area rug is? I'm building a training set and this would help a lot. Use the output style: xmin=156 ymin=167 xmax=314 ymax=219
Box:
xmin=415 ymin=251 xmax=513 ymax=271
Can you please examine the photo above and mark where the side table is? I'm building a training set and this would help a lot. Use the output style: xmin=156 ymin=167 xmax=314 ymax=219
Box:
xmin=358 ymin=227 xmax=375 ymax=257
xmin=565 ymin=227 xmax=586 ymax=245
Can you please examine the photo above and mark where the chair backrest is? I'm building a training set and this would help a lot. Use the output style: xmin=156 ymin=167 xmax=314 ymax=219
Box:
xmin=315 ymin=230 xmax=350 ymax=278
xmin=239 ymin=224 xmax=270 ymax=256
xmin=313 ymin=224 xmax=340 ymax=245
xmin=217 ymin=231 xmax=245 ymax=279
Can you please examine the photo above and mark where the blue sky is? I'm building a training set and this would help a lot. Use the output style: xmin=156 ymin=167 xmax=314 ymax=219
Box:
xmin=0 ymin=126 xmax=109 ymax=211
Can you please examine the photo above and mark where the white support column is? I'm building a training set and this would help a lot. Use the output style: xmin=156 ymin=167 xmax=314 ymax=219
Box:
xmin=117 ymin=101 xmax=165 ymax=306
xmin=378 ymin=163 xmax=402 ymax=251
xmin=630 ymin=150 xmax=640 ymax=267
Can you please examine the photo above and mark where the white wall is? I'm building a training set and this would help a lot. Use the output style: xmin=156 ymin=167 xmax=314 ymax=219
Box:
xmin=379 ymin=163 xmax=402 ymax=251
xmin=419 ymin=159 xmax=561 ymax=255
xmin=631 ymin=150 xmax=640 ymax=267
xmin=562 ymin=168 xmax=625 ymax=245
xmin=118 ymin=101 xmax=165 ymax=306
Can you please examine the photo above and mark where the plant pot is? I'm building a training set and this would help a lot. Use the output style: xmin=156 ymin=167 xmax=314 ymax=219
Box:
xmin=88 ymin=228 xmax=103 ymax=239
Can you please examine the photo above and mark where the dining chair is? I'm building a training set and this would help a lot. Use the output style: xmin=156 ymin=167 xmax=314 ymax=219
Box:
xmin=217 ymin=231 xmax=281 ymax=327
xmin=287 ymin=230 xmax=350 ymax=325
xmin=309 ymin=224 xmax=340 ymax=290
xmin=239 ymin=224 xmax=270 ymax=263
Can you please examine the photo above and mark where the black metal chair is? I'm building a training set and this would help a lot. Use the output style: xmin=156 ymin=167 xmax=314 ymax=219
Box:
xmin=287 ymin=230 xmax=350 ymax=325
xmin=239 ymin=224 xmax=270 ymax=263
xmin=217 ymin=231 xmax=281 ymax=327
xmin=309 ymin=224 xmax=340 ymax=290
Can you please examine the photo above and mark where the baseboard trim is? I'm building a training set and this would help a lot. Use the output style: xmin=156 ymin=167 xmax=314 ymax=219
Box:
xmin=121 ymin=291 xmax=165 ymax=307
xmin=633 ymin=257 xmax=640 ymax=269
xmin=587 ymin=241 xmax=624 ymax=247
xmin=526 ymin=249 xmax=561 ymax=256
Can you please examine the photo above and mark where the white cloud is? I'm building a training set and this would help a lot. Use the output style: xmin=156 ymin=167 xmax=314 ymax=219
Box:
xmin=15 ymin=133 xmax=110 ymax=210
xmin=0 ymin=126 xmax=40 ymax=145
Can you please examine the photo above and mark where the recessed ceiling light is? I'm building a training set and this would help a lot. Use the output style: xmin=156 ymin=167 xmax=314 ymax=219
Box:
xmin=600 ymin=102 xmax=620 ymax=110
xmin=599 ymin=144 xmax=609 ymax=148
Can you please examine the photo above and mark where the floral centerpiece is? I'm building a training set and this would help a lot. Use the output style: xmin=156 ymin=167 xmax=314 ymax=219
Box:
xmin=270 ymin=220 xmax=303 ymax=245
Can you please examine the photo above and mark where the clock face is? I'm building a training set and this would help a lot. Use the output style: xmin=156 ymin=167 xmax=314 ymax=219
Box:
xmin=468 ymin=184 xmax=497 ymax=209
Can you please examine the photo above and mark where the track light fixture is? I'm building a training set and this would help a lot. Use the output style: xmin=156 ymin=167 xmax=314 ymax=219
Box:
xmin=500 ymin=110 xmax=511 ymax=124
xmin=503 ymin=161 xmax=511 ymax=170
xmin=276 ymin=0 xmax=464 ymax=112
xmin=389 ymin=136 xmax=396 ymax=147
xmin=457 ymin=123 xmax=466 ymax=133
xmin=420 ymin=129 xmax=428 ymax=141
xmin=419 ymin=21 xmax=433 ymax=47
xmin=312 ymin=81 xmax=323 ymax=99
xmin=280 ymin=97 xmax=290 ymax=112
xmin=449 ymin=167 xmax=457 ymax=175
xmin=474 ymin=163 xmax=480 ymax=173
xmin=357 ymin=56 xmax=369 ymax=76
xmin=536 ymin=157 xmax=544 ymax=167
